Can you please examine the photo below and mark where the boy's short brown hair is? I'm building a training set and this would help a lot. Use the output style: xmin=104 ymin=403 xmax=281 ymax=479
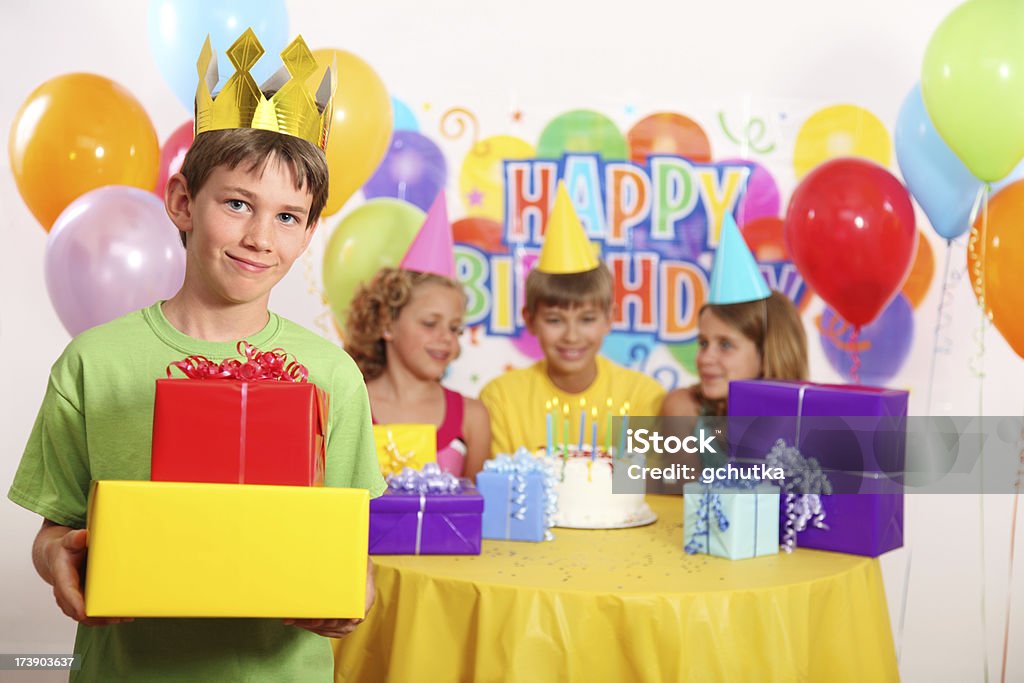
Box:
xmin=524 ymin=261 xmax=614 ymax=315
xmin=176 ymin=128 xmax=329 ymax=245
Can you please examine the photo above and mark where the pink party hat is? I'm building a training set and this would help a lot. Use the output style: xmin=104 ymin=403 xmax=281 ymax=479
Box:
xmin=400 ymin=191 xmax=456 ymax=278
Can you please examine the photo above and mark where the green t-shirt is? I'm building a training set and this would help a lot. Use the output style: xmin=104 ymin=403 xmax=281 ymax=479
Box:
xmin=8 ymin=302 xmax=386 ymax=682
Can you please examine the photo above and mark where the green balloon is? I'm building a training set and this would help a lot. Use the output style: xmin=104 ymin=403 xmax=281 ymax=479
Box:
xmin=537 ymin=110 xmax=628 ymax=160
xmin=666 ymin=340 xmax=698 ymax=376
xmin=322 ymin=198 xmax=425 ymax=328
xmin=922 ymin=0 xmax=1024 ymax=182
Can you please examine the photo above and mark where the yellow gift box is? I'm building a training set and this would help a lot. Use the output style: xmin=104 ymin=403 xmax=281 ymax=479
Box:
xmin=84 ymin=480 xmax=368 ymax=618
xmin=373 ymin=424 xmax=437 ymax=476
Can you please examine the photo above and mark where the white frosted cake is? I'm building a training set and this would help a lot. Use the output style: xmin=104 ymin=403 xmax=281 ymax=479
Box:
xmin=539 ymin=447 xmax=654 ymax=528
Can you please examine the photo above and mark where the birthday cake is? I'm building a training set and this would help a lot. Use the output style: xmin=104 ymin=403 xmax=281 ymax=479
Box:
xmin=539 ymin=446 xmax=654 ymax=529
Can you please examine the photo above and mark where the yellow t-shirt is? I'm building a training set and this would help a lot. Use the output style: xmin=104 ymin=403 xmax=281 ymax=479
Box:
xmin=480 ymin=355 xmax=666 ymax=456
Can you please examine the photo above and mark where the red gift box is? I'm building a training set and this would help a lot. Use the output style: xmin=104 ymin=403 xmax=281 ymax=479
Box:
xmin=151 ymin=344 xmax=327 ymax=486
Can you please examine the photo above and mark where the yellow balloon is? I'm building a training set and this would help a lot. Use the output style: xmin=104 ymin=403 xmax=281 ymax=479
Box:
xmin=8 ymin=73 xmax=159 ymax=231
xmin=308 ymin=49 xmax=393 ymax=218
xmin=457 ymin=135 xmax=535 ymax=220
xmin=792 ymin=104 xmax=891 ymax=180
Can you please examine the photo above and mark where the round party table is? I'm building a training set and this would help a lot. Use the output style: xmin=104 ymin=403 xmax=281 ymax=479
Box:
xmin=334 ymin=495 xmax=898 ymax=682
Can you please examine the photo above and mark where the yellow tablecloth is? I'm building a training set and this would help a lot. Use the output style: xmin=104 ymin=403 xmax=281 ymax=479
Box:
xmin=334 ymin=495 xmax=898 ymax=682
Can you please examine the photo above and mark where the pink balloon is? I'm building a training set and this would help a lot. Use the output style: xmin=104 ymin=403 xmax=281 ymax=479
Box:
xmin=45 ymin=186 xmax=186 ymax=336
xmin=720 ymin=157 xmax=781 ymax=226
xmin=155 ymin=121 xmax=194 ymax=199
xmin=511 ymin=330 xmax=544 ymax=360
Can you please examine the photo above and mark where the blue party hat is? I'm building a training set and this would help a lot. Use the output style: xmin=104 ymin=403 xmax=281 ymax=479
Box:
xmin=707 ymin=213 xmax=771 ymax=304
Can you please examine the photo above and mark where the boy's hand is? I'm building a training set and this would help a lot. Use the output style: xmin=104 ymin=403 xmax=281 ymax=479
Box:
xmin=284 ymin=557 xmax=376 ymax=638
xmin=39 ymin=525 xmax=134 ymax=627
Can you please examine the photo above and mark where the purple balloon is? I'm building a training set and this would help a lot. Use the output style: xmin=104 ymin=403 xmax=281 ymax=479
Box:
xmin=719 ymin=157 xmax=781 ymax=226
xmin=45 ymin=186 xmax=186 ymax=336
xmin=363 ymin=131 xmax=448 ymax=211
xmin=819 ymin=293 xmax=913 ymax=386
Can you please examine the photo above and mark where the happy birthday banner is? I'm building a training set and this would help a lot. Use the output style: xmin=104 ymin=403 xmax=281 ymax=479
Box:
xmin=454 ymin=154 xmax=808 ymax=344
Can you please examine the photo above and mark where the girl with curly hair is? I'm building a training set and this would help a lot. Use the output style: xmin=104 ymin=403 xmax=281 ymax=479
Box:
xmin=345 ymin=268 xmax=490 ymax=477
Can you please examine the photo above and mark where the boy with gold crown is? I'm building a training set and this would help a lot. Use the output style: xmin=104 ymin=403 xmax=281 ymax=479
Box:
xmin=480 ymin=182 xmax=666 ymax=456
xmin=7 ymin=29 xmax=385 ymax=681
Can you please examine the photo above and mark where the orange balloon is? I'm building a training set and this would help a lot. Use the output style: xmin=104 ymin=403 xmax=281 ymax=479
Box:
xmin=8 ymin=73 xmax=159 ymax=231
xmin=627 ymin=112 xmax=711 ymax=164
xmin=308 ymin=49 xmax=392 ymax=217
xmin=968 ymin=180 xmax=1024 ymax=358
xmin=900 ymin=231 xmax=935 ymax=309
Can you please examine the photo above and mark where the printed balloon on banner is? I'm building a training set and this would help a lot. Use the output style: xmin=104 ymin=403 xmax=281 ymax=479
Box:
xmin=900 ymin=232 xmax=935 ymax=309
xmin=922 ymin=0 xmax=1024 ymax=182
xmin=45 ymin=186 xmax=185 ymax=336
xmin=785 ymin=158 xmax=916 ymax=328
xmin=147 ymin=0 xmax=290 ymax=110
xmin=323 ymin=199 xmax=424 ymax=329
xmin=819 ymin=294 xmax=914 ymax=386
xmin=392 ymin=96 xmax=419 ymax=132
xmin=458 ymin=135 xmax=535 ymax=220
xmin=792 ymin=104 xmax=891 ymax=180
xmin=453 ymin=217 xmax=507 ymax=254
xmin=718 ymin=158 xmax=781 ymax=227
xmin=739 ymin=217 xmax=813 ymax=312
xmin=968 ymin=180 xmax=1024 ymax=358
xmin=667 ymin=341 xmax=698 ymax=377
xmin=627 ymin=113 xmax=711 ymax=164
xmin=9 ymin=73 xmax=159 ymax=230
xmin=363 ymin=131 xmax=447 ymax=211
xmin=308 ymin=48 xmax=393 ymax=217
xmin=155 ymin=120 xmax=194 ymax=199
xmin=894 ymin=84 xmax=981 ymax=241
xmin=603 ymin=332 xmax=657 ymax=370
xmin=537 ymin=110 xmax=628 ymax=160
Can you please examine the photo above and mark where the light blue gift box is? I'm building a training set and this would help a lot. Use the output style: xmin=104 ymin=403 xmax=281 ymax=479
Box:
xmin=683 ymin=481 xmax=779 ymax=559
xmin=476 ymin=449 xmax=556 ymax=542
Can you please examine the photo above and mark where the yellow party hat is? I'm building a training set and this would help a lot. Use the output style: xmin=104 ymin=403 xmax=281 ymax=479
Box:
xmin=195 ymin=28 xmax=336 ymax=151
xmin=536 ymin=181 xmax=600 ymax=274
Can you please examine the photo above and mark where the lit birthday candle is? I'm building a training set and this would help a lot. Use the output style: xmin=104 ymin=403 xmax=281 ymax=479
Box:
xmin=590 ymin=406 xmax=599 ymax=460
xmin=545 ymin=400 xmax=553 ymax=454
xmin=577 ymin=397 xmax=587 ymax=451
xmin=551 ymin=397 xmax=560 ymax=446
xmin=617 ymin=402 xmax=631 ymax=457
xmin=562 ymin=402 xmax=570 ymax=454
xmin=605 ymin=397 xmax=613 ymax=454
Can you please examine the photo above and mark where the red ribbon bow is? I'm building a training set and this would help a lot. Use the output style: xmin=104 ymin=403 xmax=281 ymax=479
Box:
xmin=167 ymin=342 xmax=309 ymax=383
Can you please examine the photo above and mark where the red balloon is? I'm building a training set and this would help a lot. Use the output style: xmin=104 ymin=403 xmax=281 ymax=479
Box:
xmin=155 ymin=120 xmax=194 ymax=199
xmin=452 ymin=216 xmax=507 ymax=254
xmin=785 ymin=158 xmax=916 ymax=327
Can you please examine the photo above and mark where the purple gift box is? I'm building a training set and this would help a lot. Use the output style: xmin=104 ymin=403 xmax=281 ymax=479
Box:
xmin=369 ymin=483 xmax=483 ymax=556
xmin=728 ymin=380 xmax=907 ymax=557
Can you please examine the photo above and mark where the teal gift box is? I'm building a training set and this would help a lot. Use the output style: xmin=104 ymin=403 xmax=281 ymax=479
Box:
xmin=683 ymin=482 xmax=780 ymax=560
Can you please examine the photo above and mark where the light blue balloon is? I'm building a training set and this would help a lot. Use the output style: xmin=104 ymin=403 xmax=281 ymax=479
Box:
xmin=148 ymin=0 xmax=290 ymax=111
xmin=391 ymin=96 xmax=419 ymax=132
xmin=895 ymin=84 xmax=981 ymax=241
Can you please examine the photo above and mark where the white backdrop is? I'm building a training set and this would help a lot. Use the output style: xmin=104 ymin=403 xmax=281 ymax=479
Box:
xmin=1 ymin=1 xmax=1023 ymax=681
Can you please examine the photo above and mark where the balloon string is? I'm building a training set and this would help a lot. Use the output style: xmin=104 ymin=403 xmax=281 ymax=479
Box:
xmin=848 ymin=327 xmax=861 ymax=385
xmin=896 ymin=492 xmax=915 ymax=669
xmin=1000 ymin=413 xmax=1024 ymax=683
xmin=926 ymin=241 xmax=955 ymax=414
xmin=974 ymin=184 xmax=990 ymax=683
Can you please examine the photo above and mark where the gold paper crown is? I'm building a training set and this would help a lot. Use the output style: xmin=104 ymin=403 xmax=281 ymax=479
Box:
xmin=194 ymin=28 xmax=336 ymax=151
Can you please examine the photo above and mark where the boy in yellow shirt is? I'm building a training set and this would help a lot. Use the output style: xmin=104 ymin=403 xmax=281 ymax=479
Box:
xmin=481 ymin=183 xmax=665 ymax=455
